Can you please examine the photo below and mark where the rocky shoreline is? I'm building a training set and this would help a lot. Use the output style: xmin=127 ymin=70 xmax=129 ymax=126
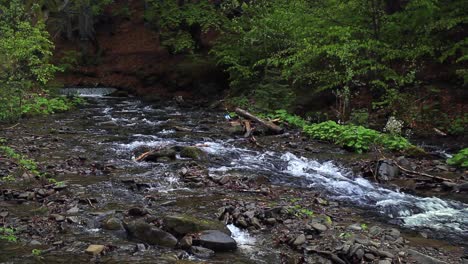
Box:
xmin=0 ymin=98 xmax=467 ymax=263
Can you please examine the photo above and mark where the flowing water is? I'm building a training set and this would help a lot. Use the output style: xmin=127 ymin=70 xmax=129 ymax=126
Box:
xmin=2 ymin=88 xmax=467 ymax=262
xmin=68 ymin=88 xmax=468 ymax=242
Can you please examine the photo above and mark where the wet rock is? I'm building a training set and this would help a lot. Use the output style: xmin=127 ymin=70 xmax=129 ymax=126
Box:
xmin=189 ymin=246 xmax=215 ymax=258
xmin=378 ymin=160 xmax=399 ymax=181
xmin=194 ymin=230 xmax=237 ymax=251
xmin=102 ymin=217 xmax=123 ymax=230
xmin=179 ymin=146 xmax=206 ymax=160
xmin=123 ymin=220 xmax=178 ymax=248
xmin=179 ymin=235 xmax=193 ymax=249
xmin=138 ymin=148 xmax=177 ymax=162
xmin=454 ymin=183 xmax=468 ymax=193
xmin=136 ymin=243 xmax=146 ymax=252
xmin=164 ymin=215 xmax=231 ymax=236
xmin=127 ymin=207 xmax=147 ymax=217
xmin=85 ymin=244 xmax=105 ymax=255
xmin=292 ymin=234 xmax=306 ymax=246
xmin=265 ymin=218 xmax=277 ymax=225
xmin=407 ymin=249 xmax=448 ymax=264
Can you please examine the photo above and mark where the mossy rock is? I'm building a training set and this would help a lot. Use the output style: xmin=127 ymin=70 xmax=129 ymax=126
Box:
xmin=180 ymin=146 xmax=207 ymax=160
xmin=163 ymin=214 xmax=230 ymax=236
xmin=403 ymin=146 xmax=427 ymax=157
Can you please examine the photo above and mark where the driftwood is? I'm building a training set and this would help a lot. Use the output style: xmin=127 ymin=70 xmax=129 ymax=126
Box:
xmin=243 ymin=120 xmax=253 ymax=138
xmin=376 ymin=148 xmax=455 ymax=183
xmin=235 ymin=107 xmax=283 ymax=134
xmin=393 ymin=161 xmax=455 ymax=182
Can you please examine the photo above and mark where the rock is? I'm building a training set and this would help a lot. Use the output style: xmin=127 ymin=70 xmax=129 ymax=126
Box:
xmin=194 ymin=230 xmax=237 ymax=251
xmin=51 ymin=214 xmax=65 ymax=222
xmin=30 ymin=240 xmax=42 ymax=246
xmin=66 ymin=216 xmax=80 ymax=224
xmin=265 ymin=218 xmax=277 ymax=225
xmin=378 ymin=160 xmax=399 ymax=181
xmin=387 ymin=228 xmax=401 ymax=239
xmin=364 ymin=253 xmax=375 ymax=260
xmin=251 ymin=217 xmax=262 ymax=229
xmin=139 ymin=148 xmax=176 ymax=162
xmin=164 ymin=215 xmax=231 ymax=236
xmin=127 ymin=207 xmax=147 ymax=217
xmin=455 ymin=183 xmax=468 ymax=193
xmin=311 ymin=223 xmax=328 ymax=232
xmin=355 ymin=248 xmax=365 ymax=260
xmin=347 ymin=223 xmax=362 ymax=231
xmin=407 ymin=249 xmax=448 ymax=264
xmin=378 ymin=260 xmax=392 ymax=264
xmin=189 ymin=246 xmax=215 ymax=259
xmin=292 ymin=234 xmax=306 ymax=246
xmin=102 ymin=217 xmax=123 ymax=230
xmin=136 ymin=243 xmax=146 ymax=252
xmin=179 ymin=146 xmax=206 ymax=160
xmin=123 ymin=220 xmax=178 ymax=248
xmin=369 ymin=225 xmax=383 ymax=236
xmin=66 ymin=206 xmax=80 ymax=214
xmin=85 ymin=245 xmax=105 ymax=255
xmin=179 ymin=235 xmax=193 ymax=249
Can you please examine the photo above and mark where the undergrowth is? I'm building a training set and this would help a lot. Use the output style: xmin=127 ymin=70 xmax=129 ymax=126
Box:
xmin=268 ymin=110 xmax=412 ymax=153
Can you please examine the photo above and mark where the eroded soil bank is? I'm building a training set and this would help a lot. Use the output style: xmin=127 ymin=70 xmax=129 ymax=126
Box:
xmin=0 ymin=96 xmax=467 ymax=264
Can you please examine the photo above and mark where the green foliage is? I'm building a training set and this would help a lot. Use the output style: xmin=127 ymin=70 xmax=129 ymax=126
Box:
xmin=0 ymin=0 xmax=63 ymax=122
xmin=0 ymin=144 xmax=41 ymax=178
xmin=350 ymin=109 xmax=369 ymax=126
xmin=272 ymin=111 xmax=412 ymax=153
xmin=0 ymin=227 xmax=17 ymax=242
xmin=145 ymin=0 xmax=225 ymax=54
xmin=211 ymin=0 xmax=468 ymax=114
xmin=32 ymin=249 xmax=42 ymax=256
xmin=447 ymin=148 xmax=468 ymax=168
xmin=59 ymin=50 xmax=81 ymax=72
xmin=288 ymin=204 xmax=314 ymax=218
xmin=271 ymin=109 xmax=308 ymax=128
xmin=448 ymin=115 xmax=467 ymax=136
xmin=21 ymin=95 xmax=84 ymax=116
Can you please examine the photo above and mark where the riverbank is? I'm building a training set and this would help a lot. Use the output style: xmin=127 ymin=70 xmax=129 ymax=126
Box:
xmin=0 ymin=95 xmax=467 ymax=263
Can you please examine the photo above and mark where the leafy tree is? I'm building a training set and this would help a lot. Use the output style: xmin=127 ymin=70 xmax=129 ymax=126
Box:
xmin=0 ymin=0 xmax=60 ymax=121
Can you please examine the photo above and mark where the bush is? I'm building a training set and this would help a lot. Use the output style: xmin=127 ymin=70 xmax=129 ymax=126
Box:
xmin=447 ymin=148 xmax=468 ymax=168
xmin=271 ymin=111 xmax=412 ymax=153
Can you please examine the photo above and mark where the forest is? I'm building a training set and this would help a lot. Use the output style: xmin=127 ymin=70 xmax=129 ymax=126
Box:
xmin=0 ymin=0 xmax=467 ymax=263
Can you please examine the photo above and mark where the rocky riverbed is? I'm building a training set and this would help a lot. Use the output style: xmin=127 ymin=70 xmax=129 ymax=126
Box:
xmin=0 ymin=94 xmax=467 ymax=263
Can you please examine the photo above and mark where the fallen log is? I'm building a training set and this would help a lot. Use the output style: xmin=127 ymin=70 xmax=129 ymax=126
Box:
xmin=235 ymin=107 xmax=283 ymax=134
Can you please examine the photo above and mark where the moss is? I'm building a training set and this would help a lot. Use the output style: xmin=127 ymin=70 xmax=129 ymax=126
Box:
xmin=163 ymin=214 xmax=230 ymax=236
xmin=180 ymin=146 xmax=206 ymax=160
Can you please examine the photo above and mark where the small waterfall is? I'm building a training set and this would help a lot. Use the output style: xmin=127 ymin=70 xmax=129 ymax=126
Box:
xmin=60 ymin=87 xmax=118 ymax=97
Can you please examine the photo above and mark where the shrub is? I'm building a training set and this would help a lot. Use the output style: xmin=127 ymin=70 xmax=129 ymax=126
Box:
xmin=447 ymin=148 xmax=468 ymax=168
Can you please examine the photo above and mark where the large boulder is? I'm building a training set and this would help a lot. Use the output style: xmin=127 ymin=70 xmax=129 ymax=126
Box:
xmin=194 ymin=230 xmax=237 ymax=251
xmin=123 ymin=220 xmax=178 ymax=248
xmin=164 ymin=215 xmax=231 ymax=236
